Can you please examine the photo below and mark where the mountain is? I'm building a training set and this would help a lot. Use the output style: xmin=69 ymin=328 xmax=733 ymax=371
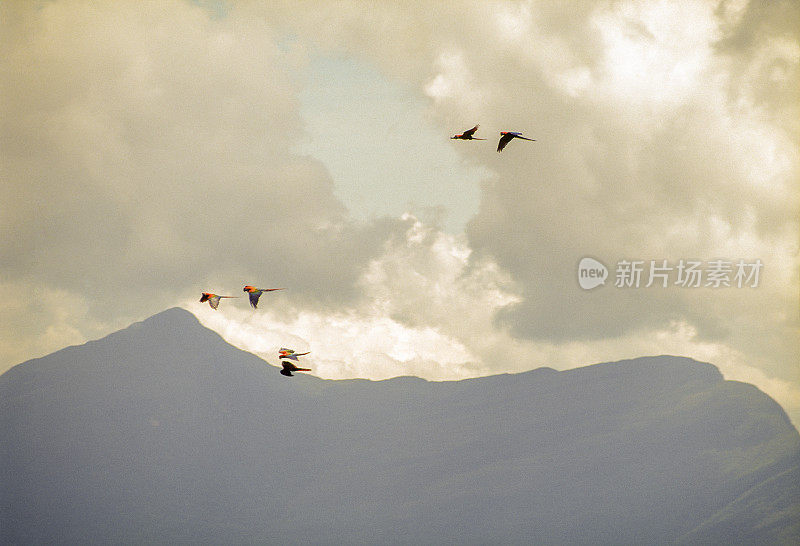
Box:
xmin=1 ymin=308 xmax=798 ymax=544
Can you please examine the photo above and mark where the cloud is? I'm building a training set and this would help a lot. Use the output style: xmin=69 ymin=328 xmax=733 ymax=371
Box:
xmin=253 ymin=0 xmax=798 ymax=411
xmin=191 ymin=214 xmax=800 ymax=423
xmin=2 ymin=1 xmax=798 ymax=426
xmin=0 ymin=1 xmax=407 ymax=329
xmin=193 ymin=214 xmax=521 ymax=381
xmin=715 ymin=0 xmax=800 ymax=127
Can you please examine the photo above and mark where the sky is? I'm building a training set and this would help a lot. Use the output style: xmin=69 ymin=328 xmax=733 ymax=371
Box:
xmin=2 ymin=1 xmax=798 ymax=423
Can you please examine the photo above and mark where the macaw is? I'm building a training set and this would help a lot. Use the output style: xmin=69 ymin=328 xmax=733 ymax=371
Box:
xmin=242 ymin=285 xmax=284 ymax=309
xmin=279 ymin=348 xmax=310 ymax=361
xmin=451 ymin=125 xmax=485 ymax=140
xmin=280 ymin=361 xmax=311 ymax=377
xmin=199 ymin=292 xmax=237 ymax=310
xmin=497 ymin=131 xmax=535 ymax=152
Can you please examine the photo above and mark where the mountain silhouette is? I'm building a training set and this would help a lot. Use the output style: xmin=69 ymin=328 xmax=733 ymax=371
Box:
xmin=1 ymin=308 xmax=798 ymax=544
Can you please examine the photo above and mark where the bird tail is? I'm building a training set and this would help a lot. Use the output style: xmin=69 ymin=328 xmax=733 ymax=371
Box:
xmin=296 ymin=368 xmax=311 ymax=372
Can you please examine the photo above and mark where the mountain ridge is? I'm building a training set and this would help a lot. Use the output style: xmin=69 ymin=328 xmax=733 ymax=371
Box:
xmin=1 ymin=307 xmax=797 ymax=544
xmin=2 ymin=306 xmax=729 ymax=388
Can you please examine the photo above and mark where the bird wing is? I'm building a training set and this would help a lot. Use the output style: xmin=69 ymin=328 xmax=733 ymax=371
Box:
xmin=463 ymin=125 xmax=479 ymax=137
xmin=282 ymin=362 xmax=310 ymax=373
xmin=208 ymin=295 xmax=222 ymax=309
xmin=497 ymin=133 xmax=514 ymax=152
xmin=248 ymin=291 xmax=261 ymax=308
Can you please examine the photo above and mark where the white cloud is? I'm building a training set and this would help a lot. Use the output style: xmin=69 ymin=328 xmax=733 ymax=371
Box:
xmin=192 ymin=214 xmax=800 ymax=424
xmin=3 ymin=1 xmax=798 ymax=427
xmin=424 ymin=50 xmax=485 ymax=113
xmin=194 ymin=214 xmax=521 ymax=381
xmin=494 ymin=1 xmax=533 ymax=41
xmin=589 ymin=0 xmax=718 ymax=117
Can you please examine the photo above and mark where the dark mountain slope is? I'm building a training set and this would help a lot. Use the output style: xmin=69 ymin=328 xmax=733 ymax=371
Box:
xmin=1 ymin=308 xmax=797 ymax=544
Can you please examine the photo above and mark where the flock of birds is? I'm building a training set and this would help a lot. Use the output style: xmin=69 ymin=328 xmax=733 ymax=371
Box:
xmin=199 ymin=286 xmax=311 ymax=377
xmin=200 ymin=125 xmax=535 ymax=377
xmin=451 ymin=125 xmax=535 ymax=152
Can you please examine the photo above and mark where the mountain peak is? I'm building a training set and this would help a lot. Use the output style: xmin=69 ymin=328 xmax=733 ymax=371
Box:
xmin=1 ymin=310 xmax=797 ymax=544
xmin=125 ymin=306 xmax=201 ymax=332
xmin=80 ymin=306 xmax=224 ymax=361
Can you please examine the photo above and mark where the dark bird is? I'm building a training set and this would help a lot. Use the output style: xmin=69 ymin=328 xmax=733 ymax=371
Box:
xmin=451 ymin=125 xmax=485 ymax=140
xmin=243 ymin=285 xmax=284 ymax=309
xmin=199 ymin=292 xmax=237 ymax=310
xmin=497 ymin=131 xmax=535 ymax=152
xmin=280 ymin=361 xmax=312 ymax=377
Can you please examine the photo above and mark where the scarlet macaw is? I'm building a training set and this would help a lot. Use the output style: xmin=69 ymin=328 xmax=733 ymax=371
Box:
xmin=497 ymin=131 xmax=535 ymax=152
xmin=279 ymin=348 xmax=310 ymax=361
xmin=280 ymin=361 xmax=311 ymax=377
xmin=451 ymin=125 xmax=485 ymax=140
xmin=242 ymin=285 xmax=284 ymax=309
xmin=199 ymin=292 xmax=237 ymax=310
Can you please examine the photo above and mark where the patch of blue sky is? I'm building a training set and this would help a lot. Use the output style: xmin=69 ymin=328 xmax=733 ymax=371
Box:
xmin=296 ymin=55 xmax=487 ymax=234
xmin=189 ymin=0 xmax=228 ymax=19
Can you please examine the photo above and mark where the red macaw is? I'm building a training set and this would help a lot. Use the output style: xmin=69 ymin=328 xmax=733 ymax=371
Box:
xmin=199 ymin=292 xmax=237 ymax=310
xmin=280 ymin=361 xmax=311 ymax=377
xmin=242 ymin=285 xmax=284 ymax=309
xmin=279 ymin=348 xmax=310 ymax=361
xmin=451 ymin=124 xmax=485 ymax=140
xmin=497 ymin=131 xmax=535 ymax=152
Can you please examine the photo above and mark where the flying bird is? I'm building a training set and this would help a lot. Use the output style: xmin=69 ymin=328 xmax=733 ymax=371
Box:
xmin=497 ymin=131 xmax=535 ymax=152
xmin=279 ymin=348 xmax=310 ymax=361
xmin=199 ymin=292 xmax=237 ymax=310
xmin=242 ymin=285 xmax=284 ymax=309
xmin=451 ymin=125 xmax=485 ymax=140
xmin=280 ymin=361 xmax=311 ymax=377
